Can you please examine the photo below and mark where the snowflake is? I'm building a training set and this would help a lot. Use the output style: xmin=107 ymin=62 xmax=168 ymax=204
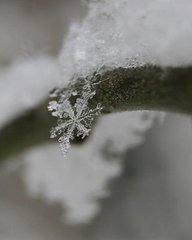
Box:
xmin=48 ymin=86 xmax=103 ymax=157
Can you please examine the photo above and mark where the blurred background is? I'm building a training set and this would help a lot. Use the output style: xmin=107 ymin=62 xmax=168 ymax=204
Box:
xmin=0 ymin=0 xmax=192 ymax=239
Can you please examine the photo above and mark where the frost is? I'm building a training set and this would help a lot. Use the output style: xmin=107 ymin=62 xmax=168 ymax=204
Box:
xmin=48 ymin=78 xmax=103 ymax=157
xmin=48 ymin=86 xmax=102 ymax=156
xmin=59 ymin=0 xmax=147 ymax=86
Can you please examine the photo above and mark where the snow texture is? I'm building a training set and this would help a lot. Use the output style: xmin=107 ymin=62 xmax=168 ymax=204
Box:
xmin=60 ymin=0 xmax=192 ymax=87
xmin=23 ymin=111 xmax=161 ymax=224
xmin=0 ymin=56 xmax=60 ymax=128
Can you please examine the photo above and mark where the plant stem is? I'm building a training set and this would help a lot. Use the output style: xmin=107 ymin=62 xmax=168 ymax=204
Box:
xmin=0 ymin=64 xmax=192 ymax=162
xmin=90 ymin=65 xmax=192 ymax=114
xmin=0 ymin=102 xmax=55 ymax=163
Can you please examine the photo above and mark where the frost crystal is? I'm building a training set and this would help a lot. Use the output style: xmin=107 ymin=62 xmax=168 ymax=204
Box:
xmin=48 ymin=81 xmax=103 ymax=157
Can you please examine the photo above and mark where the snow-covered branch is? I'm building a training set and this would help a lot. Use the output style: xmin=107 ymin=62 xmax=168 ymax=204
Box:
xmin=0 ymin=64 xmax=192 ymax=162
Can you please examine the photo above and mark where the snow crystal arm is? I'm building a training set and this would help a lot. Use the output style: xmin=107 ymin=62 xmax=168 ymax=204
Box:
xmin=0 ymin=64 xmax=192 ymax=162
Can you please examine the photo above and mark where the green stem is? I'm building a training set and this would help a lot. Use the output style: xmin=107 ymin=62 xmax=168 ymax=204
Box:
xmin=90 ymin=65 xmax=192 ymax=114
xmin=0 ymin=64 xmax=192 ymax=162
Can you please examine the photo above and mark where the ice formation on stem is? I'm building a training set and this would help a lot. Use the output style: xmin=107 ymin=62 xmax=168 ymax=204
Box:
xmin=48 ymin=78 xmax=103 ymax=157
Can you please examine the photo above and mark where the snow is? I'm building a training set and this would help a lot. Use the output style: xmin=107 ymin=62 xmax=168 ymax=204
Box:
xmin=0 ymin=56 xmax=61 ymax=128
xmin=60 ymin=0 xmax=192 ymax=87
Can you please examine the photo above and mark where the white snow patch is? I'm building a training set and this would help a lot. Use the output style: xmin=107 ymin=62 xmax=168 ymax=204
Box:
xmin=60 ymin=0 xmax=192 ymax=86
xmin=0 ymin=56 xmax=61 ymax=128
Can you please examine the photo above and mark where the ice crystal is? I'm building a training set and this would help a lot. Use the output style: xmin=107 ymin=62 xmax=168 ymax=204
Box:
xmin=48 ymin=82 xmax=103 ymax=157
